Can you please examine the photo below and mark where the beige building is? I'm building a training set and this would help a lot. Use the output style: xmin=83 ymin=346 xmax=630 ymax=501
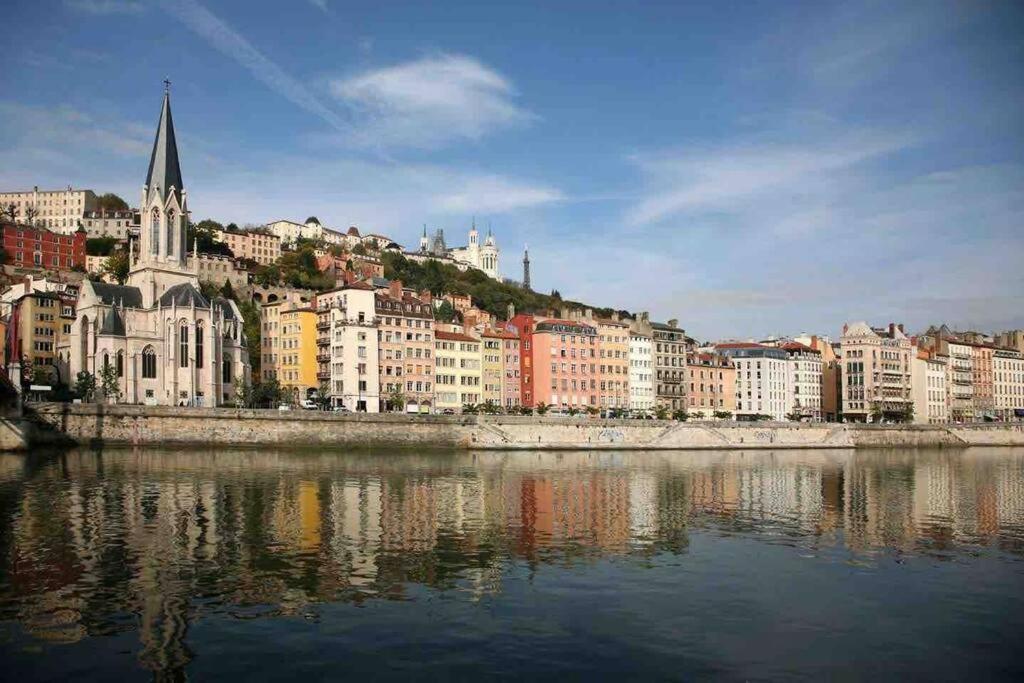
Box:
xmin=945 ymin=340 xmax=974 ymax=422
xmin=497 ymin=329 xmax=521 ymax=408
xmin=994 ymin=330 xmax=1024 ymax=355
xmin=480 ymin=330 xmax=506 ymax=407
xmin=993 ymin=348 xmax=1024 ymax=421
xmin=315 ymin=282 xmax=380 ymax=412
xmin=631 ymin=313 xmax=687 ymax=410
xmin=375 ymin=280 xmax=435 ymax=413
xmin=716 ymin=343 xmax=790 ymax=421
xmin=912 ymin=352 xmax=949 ymax=424
xmin=80 ymin=209 xmax=139 ymax=239
xmin=0 ymin=186 xmax=98 ymax=233
xmin=839 ymin=322 xmax=912 ymax=422
xmin=434 ymin=330 xmax=481 ymax=413
xmin=686 ymin=351 xmax=736 ymax=418
xmin=187 ymin=253 xmax=249 ymax=290
xmin=215 ymin=227 xmax=281 ymax=266
xmin=595 ymin=316 xmax=630 ymax=410
xmin=782 ymin=341 xmax=823 ymax=421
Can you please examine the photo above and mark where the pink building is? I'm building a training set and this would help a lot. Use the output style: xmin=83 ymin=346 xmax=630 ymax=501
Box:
xmin=527 ymin=318 xmax=598 ymax=411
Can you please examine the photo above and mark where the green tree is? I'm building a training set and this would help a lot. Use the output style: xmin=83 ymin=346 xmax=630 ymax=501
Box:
xmin=654 ymin=404 xmax=669 ymax=420
xmin=786 ymin=412 xmax=802 ymax=422
xmin=99 ymin=363 xmax=121 ymax=403
xmin=86 ymin=236 xmax=118 ymax=256
xmin=352 ymin=243 xmax=367 ymax=256
xmin=434 ymin=299 xmax=457 ymax=323
xmin=102 ymin=250 xmax=130 ymax=284
xmin=462 ymin=402 xmax=479 ymax=414
xmin=535 ymin=402 xmax=550 ymax=415
xmin=870 ymin=404 xmax=884 ymax=424
xmin=187 ymin=219 xmax=234 ymax=257
xmin=713 ymin=410 xmax=732 ymax=420
xmin=75 ymin=370 xmax=97 ymax=402
xmin=237 ymin=299 xmax=261 ymax=376
xmin=219 ymin=279 xmax=236 ymax=301
xmin=387 ymin=387 xmax=406 ymax=412
xmin=96 ymin=192 xmax=129 ymax=211
xmin=672 ymin=408 xmax=689 ymax=421
xmin=254 ymin=264 xmax=281 ymax=288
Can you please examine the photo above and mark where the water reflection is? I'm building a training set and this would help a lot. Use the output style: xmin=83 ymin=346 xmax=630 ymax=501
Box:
xmin=1 ymin=447 xmax=1023 ymax=676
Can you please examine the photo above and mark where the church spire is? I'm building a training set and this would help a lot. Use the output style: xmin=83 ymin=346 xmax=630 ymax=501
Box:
xmin=523 ymin=244 xmax=531 ymax=291
xmin=145 ymin=84 xmax=184 ymax=202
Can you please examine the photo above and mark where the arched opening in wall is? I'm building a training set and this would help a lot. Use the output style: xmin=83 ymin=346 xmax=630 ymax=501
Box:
xmin=166 ymin=210 xmax=176 ymax=257
xmin=179 ymin=321 xmax=189 ymax=368
xmin=150 ymin=208 xmax=161 ymax=255
xmin=195 ymin=320 xmax=205 ymax=369
xmin=142 ymin=346 xmax=157 ymax=379
xmin=116 ymin=350 xmax=124 ymax=377
xmin=222 ymin=353 xmax=232 ymax=385
xmin=252 ymin=292 xmax=263 ymax=303
xmin=268 ymin=294 xmax=279 ymax=303
xmin=79 ymin=315 xmax=89 ymax=368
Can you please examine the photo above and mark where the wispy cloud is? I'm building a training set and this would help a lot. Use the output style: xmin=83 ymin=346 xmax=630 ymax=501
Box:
xmin=66 ymin=0 xmax=144 ymax=14
xmin=330 ymin=54 xmax=534 ymax=150
xmin=308 ymin=0 xmax=328 ymax=13
xmin=159 ymin=0 xmax=347 ymax=131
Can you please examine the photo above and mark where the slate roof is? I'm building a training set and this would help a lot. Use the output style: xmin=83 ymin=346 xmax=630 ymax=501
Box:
xmin=98 ymin=306 xmax=125 ymax=336
xmin=145 ymin=91 xmax=184 ymax=201
xmin=211 ymin=296 xmax=237 ymax=320
xmin=91 ymin=282 xmax=143 ymax=308
xmin=158 ymin=282 xmax=208 ymax=308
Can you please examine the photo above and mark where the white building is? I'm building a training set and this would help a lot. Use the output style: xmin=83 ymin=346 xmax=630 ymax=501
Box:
xmin=56 ymin=88 xmax=250 ymax=407
xmin=316 ymin=282 xmax=380 ymax=412
xmin=80 ymin=209 xmax=139 ymax=239
xmin=0 ymin=186 xmax=98 ymax=233
xmin=716 ymin=343 xmax=790 ymax=421
xmin=782 ymin=341 xmax=823 ymax=421
xmin=912 ymin=353 xmax=949 ymax=424
xmin=628 ymin=330 xmax=655 ymax=412
xmin=993 ymin=348 xmax=1024 ymax=421
xmin=418 ymin=223 xmax=500 ymax=280
xmin=839 ymin=322 xmax=913 ymax=423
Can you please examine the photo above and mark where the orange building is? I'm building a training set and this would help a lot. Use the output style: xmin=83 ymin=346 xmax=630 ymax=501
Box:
xmin=522 ymin=317 xmax=598 ymax=411
xmin=686 ymin=351 xmax=736 ymax=417
xmin=375 ymin=280 xmax=435 ymax=412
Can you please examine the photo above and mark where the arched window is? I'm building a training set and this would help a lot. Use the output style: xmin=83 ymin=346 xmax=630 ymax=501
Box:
xmin=166 ymin=210 xmax=175 ymax=257
xmin=116 ymin=350 xmax=124 ymax=377
xmin=222 ymin=353 xmax=232 ymax=384
xmin=179 ymin=322 xmax=189 ymax=367
xmin=195 ymin=320 xmax=204 ymax=369
xmin=142 ymin=346 xmax=157 ymax=379
xmin=150 ymin=208 xmax=161 ymax=255
xmin=103 ymin=352 xmax=110 ymax=369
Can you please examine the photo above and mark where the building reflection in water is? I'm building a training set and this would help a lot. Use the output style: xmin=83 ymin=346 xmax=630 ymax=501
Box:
xmin=1 ymin=447 xmax=1024 ymax=676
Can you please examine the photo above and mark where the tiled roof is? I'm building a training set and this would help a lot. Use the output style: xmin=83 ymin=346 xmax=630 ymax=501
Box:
xmin=436 ymin=330 xmax=479 ymax=342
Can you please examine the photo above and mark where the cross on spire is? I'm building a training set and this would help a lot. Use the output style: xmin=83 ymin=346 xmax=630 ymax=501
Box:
xmin=163 ymin=78 xmax=171 ymax=93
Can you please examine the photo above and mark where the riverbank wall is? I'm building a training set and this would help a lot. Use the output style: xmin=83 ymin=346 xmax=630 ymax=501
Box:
xmin=9 ymin=403 xmax=1024 ymax=452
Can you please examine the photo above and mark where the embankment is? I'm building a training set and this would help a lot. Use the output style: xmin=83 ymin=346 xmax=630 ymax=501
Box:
xmin=9 ymin=403 xmax=1024 ymax=451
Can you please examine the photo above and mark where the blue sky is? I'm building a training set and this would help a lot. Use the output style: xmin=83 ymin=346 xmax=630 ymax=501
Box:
xmin=2 ymin=0 xmax=1022 ymax=340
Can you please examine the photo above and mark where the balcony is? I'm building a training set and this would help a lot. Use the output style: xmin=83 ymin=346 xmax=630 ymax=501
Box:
xmin=317 ymin=371 xmax=331 ymax=381
xmin=317 ymin=321 xmax=331 ymax=331
xmin=317 ymin=353 xmax=330 ymax=363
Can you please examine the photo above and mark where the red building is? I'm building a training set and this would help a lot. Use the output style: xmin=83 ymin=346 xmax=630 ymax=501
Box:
xmin=1 ymin=222 xmax=86 ymax=271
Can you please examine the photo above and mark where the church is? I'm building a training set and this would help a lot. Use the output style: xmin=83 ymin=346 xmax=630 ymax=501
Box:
xmin=418 ymin=223 xmax=500 ymax=279
xmin=56 ymin=87 xmax=250 ymax=406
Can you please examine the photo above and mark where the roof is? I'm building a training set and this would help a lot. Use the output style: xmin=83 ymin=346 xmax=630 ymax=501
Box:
xmin=98 ymin=306 xmax=125 ymax=336
xmin=482 ymin=328 xmax=518 ymax=339
xmin=91 ymin=281 xmax=143 ymax=308
xmin=842 ymin=321 xmax=877 ymax=338
xmin=145 ymin=91 xmax=184 ymax=201
xmin=651 ymin=321 xmax=683 ymax=331
xmin=436 ymin=330 xmax=479 ymax=343
xmin=211 ymin=296 xmax=237 ymax=320
xmin=158 ymin=282 xmax=209 ymax=308
xmin=347 ymin=226 xmax=361 ymax=237
xmin=781 ymin=341 xmax=819 ymax=354
xmin=714 ymin=342 xmax=767 ymax=349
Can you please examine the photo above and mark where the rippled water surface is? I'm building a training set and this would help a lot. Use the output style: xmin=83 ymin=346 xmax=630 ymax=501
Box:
xmin=2 ymin=447 xmax=1024 ymax=680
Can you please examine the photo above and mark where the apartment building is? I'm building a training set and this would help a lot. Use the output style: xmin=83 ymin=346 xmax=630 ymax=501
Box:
xmin=215 ymin=227 xmax=281 ymax=265
xmin=375 ymin=281 xmax=434 ymax=413
xmin=480 ymin=330 xmax=506 ymax=407
xmin=685 ymin=352 xmax=736 ymax=417
xmin=782 ymin=341 xmax=823 ymax=421
xmin=497 ymin=329 xmax=521 ymax=408
xmin=434 ymin=330 xmax=481 ymax=413
xmin=8 ymin=290 xmax=77 ymax=382
xmin=315 ymin=282 xmax=380 ymax=412
xmin=187 ymin=253 xmax=249 ymax=290
xmin=595 ymin=316 xmax=630 ymax=410
xmin=993 ymin=348 xmax=1024 ymax=421
xmin=839 ymin=322 xmax=913 ymax=423
xmin=971 ymin=343 xmax=995 ymax=419
xmin=630 ymin=312 xmax=687 ymax=410
xmin=0 ymin=186 xmax=98 ymax=233
xmin=277 ymin=306 xmax=318 ymax=402
xmin=1 ymin=222 xmax=86 ymax=271
xmin=716 ymin=343 xmax=790 ymax=421
xmin=945 ymin=340 xmax=974 ymax=422
xmin=628 ymin=328 xmax=655 ymax=413
xmin=80 ymin=209 xmax=139 ymax=239
xmin=912 ymin=352 xmax=949 ymax=424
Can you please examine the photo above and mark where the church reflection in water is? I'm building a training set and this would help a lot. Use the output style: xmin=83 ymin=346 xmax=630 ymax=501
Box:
xmin=2 ymin=448 xmax=1024 ymax=673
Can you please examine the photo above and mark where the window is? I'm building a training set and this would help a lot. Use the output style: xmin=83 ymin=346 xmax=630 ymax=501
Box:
xmin=179 ymin=322 xmax=189 ymax=367
xmin=142 ymin=346 xmax=157 ymax=378
xmin=151 ymin=209 xmax=160 ymax=255
xmin=195 ymin=321 xmax=204 ymax=368
xmin=116 ymin=351 xmax=124 ymax=377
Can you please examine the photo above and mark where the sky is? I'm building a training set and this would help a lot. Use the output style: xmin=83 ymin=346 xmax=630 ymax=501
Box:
xmin=1 ymin=0 xmax=1022 ymax=340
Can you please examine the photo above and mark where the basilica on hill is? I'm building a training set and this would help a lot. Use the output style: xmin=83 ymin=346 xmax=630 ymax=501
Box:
xmin=56 ymin=87 xmax=250 ymax=406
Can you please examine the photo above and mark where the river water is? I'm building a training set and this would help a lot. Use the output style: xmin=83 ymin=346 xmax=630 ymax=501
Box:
xmin=1 ymin=447 xmax=1023 ymax=680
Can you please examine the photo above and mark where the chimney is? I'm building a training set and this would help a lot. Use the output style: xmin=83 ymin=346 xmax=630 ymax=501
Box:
xmin=668 ymin=318 xmax=678 ymax=328
xmin=419 ymin=289 xmax=432 ymax=304
xmin=389 ymin=279 xmax=402 ymax=300
xmin=464 ymin=311 xmax=478 ymax=330
xmin=811 ymin=335 xmax=819 ymax=349
xmin=898 ymin=323 xmax=904 ymax=333
xmin=889 ymin=322 xmax=896 ymax=337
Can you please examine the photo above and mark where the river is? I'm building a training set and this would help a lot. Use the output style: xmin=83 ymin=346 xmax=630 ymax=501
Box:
xmin=1 ymin=447 xmax=1023 ymax=680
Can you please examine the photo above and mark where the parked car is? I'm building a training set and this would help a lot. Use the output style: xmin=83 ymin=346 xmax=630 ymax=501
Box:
xmin=441 ymin=408 xmax=456 ymax=415
xmin=300 ymin=399 xmax=318 ymax=410
xmin=333 ymin=404 xmax=350 ymax=413
xmin=278 ymin=404 xmax=292 ymax=411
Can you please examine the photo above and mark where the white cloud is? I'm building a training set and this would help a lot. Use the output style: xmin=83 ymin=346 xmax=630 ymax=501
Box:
xmin=308 ymin=0 xmax=328 ymax=12
xmin=433 ymin=175 xmax=562 ymax=214
xmin=66 ymin=0 xmax=144 ymax=14
xmin=159 ymin=0 xmax=347 ymax=131
xmin=330 ymin=54 xmax=534 ymax=149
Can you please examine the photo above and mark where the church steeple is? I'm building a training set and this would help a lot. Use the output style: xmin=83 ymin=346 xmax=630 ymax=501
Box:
xmin=145 ymin=84 xmax=184 ymax=202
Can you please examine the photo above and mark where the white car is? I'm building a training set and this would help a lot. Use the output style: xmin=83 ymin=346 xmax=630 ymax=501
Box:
xmin=332 ymin=405 xmax=351 ymax=413
xmin=277 ymin=404 xmax=292 ymax=411
xmin=300 ymin=399 xmax=318 ymax=410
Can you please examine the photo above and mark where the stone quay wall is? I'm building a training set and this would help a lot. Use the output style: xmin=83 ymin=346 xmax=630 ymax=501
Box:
xmin=11 ymin=403 xmax=1024 ymax=452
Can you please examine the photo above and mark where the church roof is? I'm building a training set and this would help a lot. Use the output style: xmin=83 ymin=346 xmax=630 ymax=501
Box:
xmin=159 ymin=282 xmax=209 ymax=308
xmin=211 ymin=296 xmax=237 ymax=320
xmin=145 ymin=90 xmax=184 ymax=202
xmin=98 ymin=306 xmax=126 ymax=336
xmin=91 ymin=282 xmax=143 ymax=308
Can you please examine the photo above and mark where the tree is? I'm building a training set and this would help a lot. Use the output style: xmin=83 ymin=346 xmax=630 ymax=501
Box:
xmin=786 ymin=412 xmax=803 ymax=422
xmin=23 ymin=205 xmax=39 ymax=225
xmin=567 ymin=405 xmax=579 ymax=416
xmin=535 ymin=402 xmax=550 ymax=415
xmin=462 ymin=402 xmax=479 ymax=414
xmin=870 ymin=404 xmax=884 ymax=424
xmin=387 ymin=387 xmax=406 ymax=412
xmin=75 ymin=371 xmax=97 ymax=402
xmin=713 ymin=410 xmax=733 ymax=420
xmin=99 ymin=363 xmax=121 ymax=403
xmin=672 ymin=408 xmax=689 ymax=421
xmin=316 ymin=382 xmax=332 ymax=410
xmin=1 ymin=203 xmax=18 ymax=222
xmin=32 ymin=365 xmax=55 ymax=386
xmin=237 ymin=299 xmax=261 ymax=376
xmin=187 ymin=220 xmax=234 ymax=257
xmin=219 ymin=279 xmax=237 ymax=301
xmin=96 ymin=193 xmax=129 ymax=211
xmin=352 ymin=243 xmax=367 ymax=256
xmin=254 ymin=264 xmax=281 ymax=288
xmin=86 ymin=236 xmax=118 ymax=256
xmin=586 ymin=406 xmax=599 ymax=417
xmin=434 ymin=299 xmax=457 ymax=323
xmin=654 ymin=404 xmax=669 ymax=420
xmin=102 ymin=250 xmax=130 ymax=284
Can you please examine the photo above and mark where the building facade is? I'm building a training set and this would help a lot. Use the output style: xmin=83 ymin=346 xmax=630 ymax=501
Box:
xmin=838 ymin=322 xmax=912 ymax=423
xmin=1 ymin=222 xmax=86 ymax=271
xmin=0 ymin=186 xmax=98 ymax=233
xmin=375 ymin=281 xmax=434 ymax=413
xmin=80 ymin=209 xmax=139 ymax=239
xmin=316 ymin=282 xmax=380 ymax=412
xmin=686 ymin=352 xmax=736 ymax=418
xmin=628 ymin=329 xmax=655 ymax=413
xmin=782 ymin=341 xmax=823 ymax=421
xmin=215 ymin=227 xmax=281 ymax=265
xmin=480 ymin=330 xmax=506 ymax=407
xmin=434 ymin=330 xmax=481 ymax=413
xmin=596 ymin=317 xmax=630 ymax=411
xmin=419 ymin=224 xmax=500 ymax=279
xmin=912 ymin=352 xmax=949 ymax=424
xmin=716 ymin=343 xmax=789 ymax=421
xmin=993 ymin=348 xmax=1024 ymax=421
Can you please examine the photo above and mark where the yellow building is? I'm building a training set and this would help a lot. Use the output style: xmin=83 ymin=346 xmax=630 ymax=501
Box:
xmin=480 ymin=330 xmax=505 ymax=407
xmin=278 ymin=306 xmax=318 ymax=403
xmin=434 ymin=330 xmax=481 ymax=413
